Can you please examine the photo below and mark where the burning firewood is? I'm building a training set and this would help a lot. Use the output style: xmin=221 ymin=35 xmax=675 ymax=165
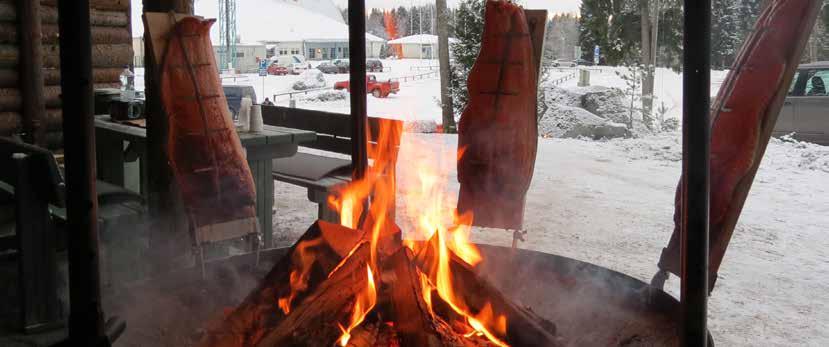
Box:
xmin=415 ymin=235 xmax=562 ymax=347
xmin=254 ymin=242 xmax=373 ymax=346
xmin=199 ymin=221 xmax=363 ymax=347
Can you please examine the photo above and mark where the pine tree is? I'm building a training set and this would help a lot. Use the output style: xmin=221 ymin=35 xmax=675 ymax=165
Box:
xmin=367 ymin=8 xmax=387 ymax=39
xmin=449 ymin=0 xmax=485 ymax=116
xmin=711 ymin=0 xmax=741 ymax=69
xmin=578 ymin=0 xmax=640 ymax=65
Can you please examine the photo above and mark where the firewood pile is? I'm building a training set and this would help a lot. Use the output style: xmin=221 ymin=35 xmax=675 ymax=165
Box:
xmin=198 ymin=221 xmax=563 ymax=347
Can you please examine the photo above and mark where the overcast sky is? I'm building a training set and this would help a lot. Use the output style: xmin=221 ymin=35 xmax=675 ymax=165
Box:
xmin=332 ymin=0 xmax=581 ymax=15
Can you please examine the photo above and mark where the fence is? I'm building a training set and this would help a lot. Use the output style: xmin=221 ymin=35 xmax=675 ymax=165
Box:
xmin=409 ymin=65 xmax=439 ymax=71
xmin=392 ymin=70 xmax=439 ymax=83
xmin=549 ymin=71 xmax=578 ymax=86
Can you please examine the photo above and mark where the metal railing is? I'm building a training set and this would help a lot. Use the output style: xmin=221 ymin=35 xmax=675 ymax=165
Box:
xmin=272 ymin=86 xmax=332 ymax=101
xmin=409 ymin=65 xmax=439 ymax=71
xmin=549 ymin=71 xmax=577 ymax=86
xmin=392 ymin=70 xmax=438 ymax=83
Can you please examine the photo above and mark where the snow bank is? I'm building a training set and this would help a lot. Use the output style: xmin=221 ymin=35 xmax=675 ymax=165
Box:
xmin=404 ymin=119 xmax=439 ymax=133
xmin=769 ymin=135 xmax=829 ymax=173
xmin=300 ymin=90 xmax=347 ymax=102
xmin=292 ymin=70 xmax=327 ymax=90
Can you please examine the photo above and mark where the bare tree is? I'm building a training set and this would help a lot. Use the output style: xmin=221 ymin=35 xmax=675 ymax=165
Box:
xmin=437 ymin=0 xmax=456 ymax=132
xmin=640 ymin=0 xmax=656 ymax=128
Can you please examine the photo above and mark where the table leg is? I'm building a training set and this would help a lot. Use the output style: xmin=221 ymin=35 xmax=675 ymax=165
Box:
xmin=96 ymin=131 xmax=125 ymax=186
xmin=247 ymin=158 xmax=274 ymax=249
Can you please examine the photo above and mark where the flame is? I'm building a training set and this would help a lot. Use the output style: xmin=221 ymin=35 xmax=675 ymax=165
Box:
xmin=277 ymin=237 xmax=324 ymax=315
xmin=337 ymin=266 xmax=377 ymax=346
xmin=383 ymin=11 xmax=403 ymax=57
xmin=326 ymin=120 xmax=508 ymax=346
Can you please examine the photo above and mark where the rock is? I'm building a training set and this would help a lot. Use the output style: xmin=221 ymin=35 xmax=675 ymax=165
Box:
xmin=580 ymin=86 xmax=630 ymax=124
xmin=539 ymin=104 xmax=630 ymax=140
xmin=292 ymin=70 xmax=327 ymax=90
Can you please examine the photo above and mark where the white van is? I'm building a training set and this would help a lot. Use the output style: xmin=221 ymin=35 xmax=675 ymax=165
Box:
xmin=269 ymin=54 xmax=308 ymax=75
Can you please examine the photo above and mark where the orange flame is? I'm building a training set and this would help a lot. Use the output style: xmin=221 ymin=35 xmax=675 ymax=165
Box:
xmin=327 ymin=121 xmax=508 ymax=346
xmin=383 ymin=11 xmax=403 ymax=57
xmin=277 ymin=237 xmax=324 ymax=315
xmin=337 ymin=266 xmax=377 ymax=346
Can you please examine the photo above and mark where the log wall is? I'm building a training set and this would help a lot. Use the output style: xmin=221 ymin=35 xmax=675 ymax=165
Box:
xmin=0 ymin=0 xmax=133 ymax=145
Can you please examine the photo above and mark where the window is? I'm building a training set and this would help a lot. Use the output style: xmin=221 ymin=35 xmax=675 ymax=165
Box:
xmin=308 ymin=48 xmax=315 ymax=59
xmin=804 ymin=69 xmax=828 ymax=97
xmin=279 ymin=49 xmax=288 ymax=56
xmin=291 ymin=49 xmax=299 ymax=55
xmin=235 ymin=52 xmax=244 ymax=58
xmin=788 ymin=71 xmax=800 ymax=95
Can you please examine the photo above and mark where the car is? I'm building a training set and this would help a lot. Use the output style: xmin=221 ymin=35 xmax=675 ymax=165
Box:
xmin=552 ymin=59 xmax=576 ymax=67
xmin=333 ymin=59 xmax=350 ymax=73
xmin=316 ymin=61 xmax=340 ymax=74
xmin=270 ymin=54 xmax=308 ymax=74
xmin=774 ymin=61 xmax=829 ymax=145
xmin=333 ymin=75 xmax=400 ymax=98
xmin=366 ymin=59 xmax=384 ymax=72
xmin=575 ymin=58 xmax=595 ymax=66
xmin=222 ymin=85 xmax=257 ymax=120
xmin=267 ymin=63 xmax=289 ymax=76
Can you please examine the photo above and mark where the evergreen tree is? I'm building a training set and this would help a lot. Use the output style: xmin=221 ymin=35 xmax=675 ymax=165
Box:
xmin=367 ymin=8 xmax=387 ymax=39
xmin=711 ymin=0 xmax=741 ymax=69
xmin=579 ymin=0 xmax=640 ymax=65
xmin=449 ymin=0 xmax=485 ymax=116
xmin=395 ymin=7 xmax=410 ymax=37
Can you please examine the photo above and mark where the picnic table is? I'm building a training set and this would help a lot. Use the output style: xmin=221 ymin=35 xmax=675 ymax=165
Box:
xmin=94 ymin=115 xmax=316 ymax=248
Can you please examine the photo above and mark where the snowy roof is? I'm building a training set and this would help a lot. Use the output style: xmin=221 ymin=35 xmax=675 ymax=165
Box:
xmin=195 ymin=0 xmax=384 ymax=44
xmin=387 ymin=34 xmax=457 ymax=45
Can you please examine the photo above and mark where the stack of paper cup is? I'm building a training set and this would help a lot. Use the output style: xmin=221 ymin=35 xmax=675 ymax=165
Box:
xmin=238 ymin=97 xmax=252 ymax=132
xmin=250 ymin=104 xmax=264 ymax=132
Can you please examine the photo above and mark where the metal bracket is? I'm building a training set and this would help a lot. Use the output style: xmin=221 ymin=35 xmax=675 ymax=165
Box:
xmin=511 ymin=229 xmax=527 ymax=249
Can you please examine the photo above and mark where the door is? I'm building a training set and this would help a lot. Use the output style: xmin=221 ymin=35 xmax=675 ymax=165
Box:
xmin=794 ymin=68 xmax=829 ymax=145
xmin=774 ymin=70 xmax=802 ymax=136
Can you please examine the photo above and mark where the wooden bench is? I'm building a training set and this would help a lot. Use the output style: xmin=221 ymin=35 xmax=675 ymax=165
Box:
xmin=0 ymin=137 xmax=144 ymax=332
xmin=263 ymin=106 xmax=403 ymax=223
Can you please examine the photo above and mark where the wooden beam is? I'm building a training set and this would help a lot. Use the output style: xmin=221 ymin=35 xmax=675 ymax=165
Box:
xmin=16 ymin=0 xmax=46 ymax=145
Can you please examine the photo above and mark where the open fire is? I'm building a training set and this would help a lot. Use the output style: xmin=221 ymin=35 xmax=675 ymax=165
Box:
xmin=198 ymin=119 xmax=560 ymax=347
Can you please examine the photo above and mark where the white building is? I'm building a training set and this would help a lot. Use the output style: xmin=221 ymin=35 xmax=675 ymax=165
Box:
xmin=387 ymin=34 xmax=456 ymax=59
xmin=213 ymin=43 xmax=267 ymax=73
xmin=197 ymin=0 xmax=384 ymax=61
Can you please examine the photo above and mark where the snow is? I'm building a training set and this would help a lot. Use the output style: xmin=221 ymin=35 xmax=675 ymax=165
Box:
xmin=291 ymin=69 xmax=327 ymax=90
xmin=387 ymin=34 xmax=459 ymax=45
xmin=194 ymin=0 xmax=384 ymax=44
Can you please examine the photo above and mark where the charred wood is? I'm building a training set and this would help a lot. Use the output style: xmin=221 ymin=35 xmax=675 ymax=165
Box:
xmin=199 ymin=221 xmax=363 ymax=347
xmin=385 ymin=248 xmax=446 ymax=347
xmin=255 ymin=242 xmax=372 ymax=347
xmin=415 ymin=237 xmax=563 ymax=347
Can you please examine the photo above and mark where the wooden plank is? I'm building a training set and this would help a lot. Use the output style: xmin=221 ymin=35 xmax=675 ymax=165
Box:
xmin=12 ymin=152 xmax=61 ymax=332
xmin=524 ymin=9 xmax=548 ymax=83
xmin=262 ymin=105 xmax=351 ymax=137
xmin=263 ymin=124 xmax=317 ymax=143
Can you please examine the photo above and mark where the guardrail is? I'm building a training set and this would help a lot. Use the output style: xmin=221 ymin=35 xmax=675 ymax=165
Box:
xmin=272 ymin=86 xmax=331 ymax=101
xmin=549 ymin=71 xmax=577 ymax=86
xmin=393 ymin=70 xmax=438 ymax=83
xmin=409 ymin=65 xmax=439 ymax=71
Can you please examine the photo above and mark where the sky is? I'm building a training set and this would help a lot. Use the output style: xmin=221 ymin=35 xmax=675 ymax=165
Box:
xmin=332 ymin=0 xmax=581 ymax=15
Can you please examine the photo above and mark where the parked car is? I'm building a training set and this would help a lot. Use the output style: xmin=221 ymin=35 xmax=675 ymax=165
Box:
xmin=333 ymin=75 xmax=400 ymax=98
xmin=774 ymin=61 xmax=829 ymax=145
xmin=366 ymin=59 xmax=384 ymax=72
xmin=333 ymin=59 xmax=350 ymax=73
xmin=552 ymin=59 xmax=576 ymax=67
xmin=222 ymin=85 xmax=257 ymax=119
xmin=270 ymin=54 xmax=307 ymax=74
xmin=575 ymin=58 xmax=594 ymax=66
xmin=267 ymin=63 xmax=289 ymax=76
xmin=317 ymin=61 xmax=340 ymax=74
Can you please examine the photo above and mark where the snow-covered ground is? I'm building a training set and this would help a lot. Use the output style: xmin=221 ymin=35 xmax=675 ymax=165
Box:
xmin=259 ymin=60 xmax=828 ymax=346
xmin=134 ymin=58 xmax=828 ymax=345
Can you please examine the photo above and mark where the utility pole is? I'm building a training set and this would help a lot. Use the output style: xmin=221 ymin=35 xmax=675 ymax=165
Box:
xmin=436 ymin=0 xmax=455 ymax=132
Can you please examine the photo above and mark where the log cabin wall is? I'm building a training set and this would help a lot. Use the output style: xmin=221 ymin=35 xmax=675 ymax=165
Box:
xmin=0 ymin=0 xmax=133 ymax=149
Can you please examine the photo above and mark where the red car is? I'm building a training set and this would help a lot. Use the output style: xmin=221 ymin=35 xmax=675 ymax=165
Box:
xmin=333 ymin=75 xmax=400 ymax=98
xmin=267 ymin=63 xmax=289 ymax=76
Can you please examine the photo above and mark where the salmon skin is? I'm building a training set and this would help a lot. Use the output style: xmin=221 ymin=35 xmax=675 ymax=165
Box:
xmin=657 ymin=0 xmax=822 ymax=290
xmin=160 ymin=17 xmax=258 ymax=232
xmin=456 ymin=0 xmax=538 ymax=230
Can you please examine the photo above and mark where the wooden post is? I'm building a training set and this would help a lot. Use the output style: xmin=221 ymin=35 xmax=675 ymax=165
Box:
xmin=142 ymin=0 xmax=193 ymax=268
xmin=436 ymin=0 xmax=455 ymax=133
xmin=16 ymin=0 xmax=46 ymax=146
